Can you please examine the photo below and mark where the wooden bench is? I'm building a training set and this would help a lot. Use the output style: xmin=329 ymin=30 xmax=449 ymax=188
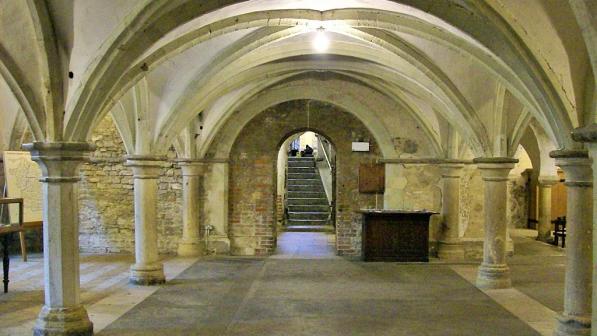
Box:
xmin=552 ymin=216 xmax=566 ymax=248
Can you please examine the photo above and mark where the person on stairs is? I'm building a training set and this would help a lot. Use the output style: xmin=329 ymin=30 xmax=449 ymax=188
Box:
xmin=301 ymin=145 xmax=314 ymax=157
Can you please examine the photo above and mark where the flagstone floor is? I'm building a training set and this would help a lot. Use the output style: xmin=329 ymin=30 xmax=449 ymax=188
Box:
xmin=0 ymin=230 xmax=565 ymax=336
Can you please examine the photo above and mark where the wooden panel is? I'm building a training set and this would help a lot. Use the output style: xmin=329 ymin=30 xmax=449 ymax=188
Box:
xmin=552 ymin=170 xmax=567 ymax=219
xmin=359 ymin=163 xmax=385 ymax=193
xmin=362 ymin=212 xmax=431 ymax=262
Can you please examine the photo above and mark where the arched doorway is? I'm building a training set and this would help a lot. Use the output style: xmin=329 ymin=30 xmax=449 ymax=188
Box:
xmin=223 ymin=99 xmax=383 ymax=257
xmin=275 ymin=131 xmax=337 ymax=257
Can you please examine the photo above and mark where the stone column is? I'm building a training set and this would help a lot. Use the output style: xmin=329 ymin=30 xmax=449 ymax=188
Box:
xmin=203 ymin=161 xmax=230 ymax=253
xmin=126 ymin=156 xmax=166 ymax=285
xmin=24 ymin=142 xmax=94 ymax=336
xmin=536 ymin=176 xmax=559 ymax=242
xmin=473 ymin=157 xmax=517 ymax=289
xmin=550 ymin=150 xmax=592 ymax=336
xmin=438 ymin=163 xmax=465 ymax=259
xmin=176 ymin=160 xmax=205 ymax=257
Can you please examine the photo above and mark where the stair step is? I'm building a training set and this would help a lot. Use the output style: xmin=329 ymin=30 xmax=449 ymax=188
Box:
xmin=287 ymin=179 xmax=320 ymax=185
xmin=288 ymin=168 xmax=315 ymax=174
xmin=289 ymin=212 xmax=329 ymax=220
xmin=287 ymin=219 xmax=330 ymax=226
xmin=288 ymin=173 xmax=317 ymax=179
xmin=287 ymin=198 xmax=329 ymax=206
xmin=288 ymin=205 xmax=329 ymax=212
xmin=288 ymin=161 xmax=314 ymax=168
xmin=287 ymin=191 xmax=326 ymax=198
xmin=287 ymin=185 xmax=324 ymax=192
xmin=284 ymin=225 xmax=335 ymax=233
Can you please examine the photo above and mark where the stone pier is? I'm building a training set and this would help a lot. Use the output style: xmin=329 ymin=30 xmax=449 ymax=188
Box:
xmin=438 ymin=163 xmax=465 ymax=259
xmin=474 ymin=157 xmax=517 ymax=290
xmin=25 ymin=142 xmax=95 ymax=336
xmin=551 ymin=150 xmax=592 ymax=336
xmin=176 ymin=160 xmax=205 ymax=257
xmin=126 ymin=156 xmax=166 ymax=285
xmin=536 ymin=176 xmax=559 ymax=242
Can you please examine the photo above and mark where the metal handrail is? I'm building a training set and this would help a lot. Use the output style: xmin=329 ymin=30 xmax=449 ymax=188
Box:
xmin=317 ymin=135 xmax=333 ymax=171
xmin=316 ymin=135 xmax=334 ymax=223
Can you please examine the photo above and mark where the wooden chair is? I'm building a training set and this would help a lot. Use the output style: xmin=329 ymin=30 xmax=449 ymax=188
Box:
xmin=0 ymin=197 xmax=24 ymax=293
xmin=552 ymin=216 xmax=567 ymax=248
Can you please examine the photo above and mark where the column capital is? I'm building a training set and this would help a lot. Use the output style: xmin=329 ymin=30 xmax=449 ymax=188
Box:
xmin=571 ymin=124 xmax=597 ymax=143
xmin=550 ymin=150 xmax=592 ymax=187
xmin=473 ymin=157 xmax=518 ymax=181
xmin=23 ymin=142 xmax=95 ymax=183
xmin=537 ymin=175 xmax=560 ymax=187
xmin=550 ymin=149 xmax=589 ymax=159
xmin=175 ymin=159 xmax=206 ymax=176
xmin=125 ymin=155 xmax=166 ymax=179
xmin=439 ymin=163 xmax=464 ymax=178
xmin=472 ymin=157 xmax=518 ymax=165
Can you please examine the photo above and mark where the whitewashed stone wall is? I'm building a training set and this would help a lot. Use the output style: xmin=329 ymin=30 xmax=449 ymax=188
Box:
xmin=388 ymin=163 xmax=530 ymax=258
xmin=78 ymin=116 xmax=182 ymax=254
xmin=508 ymin=173 xmax=531 ymax=229
xmin=64 ymin=114 xmax=529 ymax=256
xmin=460 ymin=166 xmax=485 ymax=239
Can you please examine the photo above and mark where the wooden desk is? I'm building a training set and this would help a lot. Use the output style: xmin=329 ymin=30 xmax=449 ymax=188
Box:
xmin=360 ymin=210 xmax=436 ymax=262
xmin=0 ymin=198 xmax=24 ymax=293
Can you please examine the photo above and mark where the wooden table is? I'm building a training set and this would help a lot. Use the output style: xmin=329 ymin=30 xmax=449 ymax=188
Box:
xmin=0 ymin=198 xmax=24 ymax=293
xmin=360 ymin=209 xmax=436 ymax=262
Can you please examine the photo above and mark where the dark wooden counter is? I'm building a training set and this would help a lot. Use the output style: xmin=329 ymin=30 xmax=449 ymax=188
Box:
xmin=359 ymin=209 xmax=436 ymax=262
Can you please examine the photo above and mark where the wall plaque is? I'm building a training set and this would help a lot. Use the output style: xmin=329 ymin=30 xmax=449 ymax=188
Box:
xmin=359 ymin=163 xmax=385 ymax=193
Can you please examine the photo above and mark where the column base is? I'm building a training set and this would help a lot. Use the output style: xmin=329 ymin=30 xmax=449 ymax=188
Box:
xmin=33 ymin=305 xmax=93 ymax=336
xmin=437 ymin=240 xmax=465 ymax=260
xmin=476 ymin=263 xmax=511 ymax=289
xmin=506 ymin=235 xmax=514 ymax=256
xmin=553 ymin=313 xmax=591 ymax=336
xmin=536 ymin=232 xmax=552 ymax=243
xmin=129 ymin=263 xmax=165 ymax=285
xmin=177 ymin=240 xmax=204 ymax=257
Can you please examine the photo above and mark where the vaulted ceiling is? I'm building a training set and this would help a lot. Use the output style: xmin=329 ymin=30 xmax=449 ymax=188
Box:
xmin=0 ymin=0 xmax=595 ymax=174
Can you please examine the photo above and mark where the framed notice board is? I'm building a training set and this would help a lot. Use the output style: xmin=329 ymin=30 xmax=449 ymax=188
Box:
xmin=2 ymin=151 xmax=43 ymax=224
xmin=359 ymin=163 xmax=385 ymax=193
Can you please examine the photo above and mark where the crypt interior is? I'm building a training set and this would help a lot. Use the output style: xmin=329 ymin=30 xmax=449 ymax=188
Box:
xmin=0 ymin=1 xmax=596 ymax=335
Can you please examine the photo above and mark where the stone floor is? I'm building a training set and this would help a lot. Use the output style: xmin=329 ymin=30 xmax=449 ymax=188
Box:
xmin=0 ymin=230 xmax=565 ymax=336
xmin=271 ymin=231 xmax=338 ymax=259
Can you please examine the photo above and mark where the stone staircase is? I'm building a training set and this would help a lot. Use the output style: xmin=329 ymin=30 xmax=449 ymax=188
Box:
xmin=285 ymin=157 xmax=333 ymax=232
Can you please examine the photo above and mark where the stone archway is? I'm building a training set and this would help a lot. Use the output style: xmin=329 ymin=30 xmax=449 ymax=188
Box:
xmin=222 ymin=100 xmax=382 ymax=256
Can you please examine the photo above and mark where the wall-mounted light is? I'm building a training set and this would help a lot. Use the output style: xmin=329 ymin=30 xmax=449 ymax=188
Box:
xmin=312 ymin=26 xmax=330 ymax=53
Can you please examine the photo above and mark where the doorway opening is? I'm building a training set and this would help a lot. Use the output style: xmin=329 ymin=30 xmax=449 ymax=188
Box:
xmin=274 ymin=131 xmax=337 ymax=258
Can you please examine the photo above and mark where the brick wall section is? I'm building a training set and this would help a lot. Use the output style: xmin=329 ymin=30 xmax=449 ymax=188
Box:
xmin=226 ymin=100 xmax=379 ymax=257
xmin=275 ymin=195 xmax=284 ymax=226
xmin=78 ymin=115 xmax=182 ymax=254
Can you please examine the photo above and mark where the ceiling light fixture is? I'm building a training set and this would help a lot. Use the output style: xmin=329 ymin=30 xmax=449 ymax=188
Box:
xmin=312 ymin=26 xmax=330 ymax=53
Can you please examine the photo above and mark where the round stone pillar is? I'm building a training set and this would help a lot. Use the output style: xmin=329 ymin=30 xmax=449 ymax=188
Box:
xmin=176 ymin=160 xmax=205 ymax=257
xmin=536 ymin=176 xmax=559 ymax=242
xmin=473 ymin=157 xmax=517 ymax=289
xmin=126 ymin=156 xmax=166 ymax=285
xmin=438 ymin=163 xmax=465 ymax=259
xmin=24 ymin=142 xmax=94 ymax=336
xmin=551 ymin=150 xmax=592 ymax=336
